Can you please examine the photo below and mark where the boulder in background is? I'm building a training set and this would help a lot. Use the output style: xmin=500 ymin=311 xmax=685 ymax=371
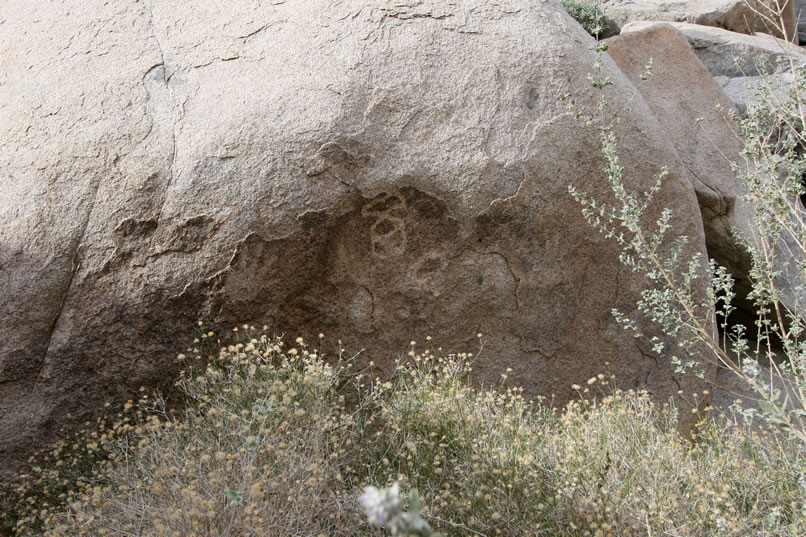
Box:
xmin=622 ymin=20 xmax=806 ymax=78
xmin=597 ymin=0 xmax=756 ymax=34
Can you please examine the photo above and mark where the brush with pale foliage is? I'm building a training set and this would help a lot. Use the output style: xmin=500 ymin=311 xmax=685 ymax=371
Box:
xmin=569 ymin=0 xmax=806 ymax=446
xmin=360 ymin=349 xmax=805 ymax=536
xmin=8 ymin=329 xmax=363 ymax=537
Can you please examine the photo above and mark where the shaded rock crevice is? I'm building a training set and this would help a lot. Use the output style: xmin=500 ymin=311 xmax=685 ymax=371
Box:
xmin=39 ymin=173 xmax=105 ymax=379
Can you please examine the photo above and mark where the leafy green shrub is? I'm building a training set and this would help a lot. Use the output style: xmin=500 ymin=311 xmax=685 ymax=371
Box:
xmin=561 ymin=0 xmax=619 ymax=39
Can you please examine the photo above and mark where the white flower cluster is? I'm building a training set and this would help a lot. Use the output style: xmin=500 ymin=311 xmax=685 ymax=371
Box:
xmin=741 ymin=359 xmax=760 ymax=379
xmin=359 ymin=482 xmax=401 ymax=527
xmin=358 ymin=482 xmax=435 ymax=537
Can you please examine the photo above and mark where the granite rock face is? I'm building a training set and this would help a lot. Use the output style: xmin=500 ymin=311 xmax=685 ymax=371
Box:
xmin=0 ymin=0 xmax=716 ymax=474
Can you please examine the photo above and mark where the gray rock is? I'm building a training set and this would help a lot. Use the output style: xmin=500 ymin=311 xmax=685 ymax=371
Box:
xmin=597 ymin=0 xmax=756 ymax=34
xmin=714 ymin=72 xmax=797 ymax=114
xmin=0 ymin=0 xmax=716 ymax=476
xmin=798 ymin=0 xmax=806 ymax=43
xmin=749 ymin=0 xmax=798 ymax=43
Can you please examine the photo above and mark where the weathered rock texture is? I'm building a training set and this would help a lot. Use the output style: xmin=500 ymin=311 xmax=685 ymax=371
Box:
xmin=0 ymin=0 xmax=716 ymax=475
xmin=596 ymin=0 xmax=756 ymax=34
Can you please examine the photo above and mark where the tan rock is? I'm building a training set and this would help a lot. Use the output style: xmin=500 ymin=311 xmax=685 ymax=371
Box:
xmin=0 ymin=0 xmax=715 ymax=476
xmin=606 ymin=23 xmax=749 ymax=288
xmin=622 ymin=20 xmax=806 ymax=78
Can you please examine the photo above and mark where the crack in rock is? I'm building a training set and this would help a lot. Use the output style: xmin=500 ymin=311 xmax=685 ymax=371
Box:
xmin=38 ymin=176 xmax=104 ymax=378
xmin=144 ymin=0 xmax=179 ymax=252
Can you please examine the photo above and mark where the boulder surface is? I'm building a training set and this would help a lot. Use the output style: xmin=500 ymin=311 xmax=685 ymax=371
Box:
xmin=622 ymin=20 xmax=806 ymax=78
xmin=597 ymin=0 xmax=756 ymax=34
xmin=0 ymin=0 xmax=715 ymax=475
xmin=606 ymin=23 xmax=749 ymax=286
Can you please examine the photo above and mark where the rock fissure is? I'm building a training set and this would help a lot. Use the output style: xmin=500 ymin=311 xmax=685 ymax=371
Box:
xmin=236 ymin=23 xmax=273 ymax=40
xmin=38 ymin=257 xmax=79 ymax=380
xmin=38 ymin=174 xmax=105 ymax=379
xmin=380 ymin=9 xmax=454 ymax=22
xmin=192 ymin=55 xmax=242 ymax=70
xmin=481 ymin=67 xmax=503 ymax=161
xmin=145 ymin=1 xmax=168 ymax=76
xmin=486 ymin=249 xmax=522 ymax=311
xmin=484 ymin=173 xmax=527 ymax=214
xmin=356 ymin=284 xmax=377 ymax=328
xmin=144 ymin=0 xmax=179 ymax=253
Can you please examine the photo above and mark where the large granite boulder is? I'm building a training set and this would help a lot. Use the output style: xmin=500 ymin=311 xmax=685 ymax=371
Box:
xmin=596 ymin=0 xmax=756 ymax=34
xmin=0 ymin=0 xmax=716 ymax=475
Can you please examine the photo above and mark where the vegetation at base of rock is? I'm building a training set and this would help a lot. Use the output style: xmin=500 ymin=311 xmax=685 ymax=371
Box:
xmin=3 ymin=328 xmax=804 ymax=537
xmin=561 ymin=0 xmax=619 ymax=39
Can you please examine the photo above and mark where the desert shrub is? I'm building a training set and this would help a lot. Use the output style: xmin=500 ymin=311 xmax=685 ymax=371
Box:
xmin=7 ymin=329 xmax=365 ymax=537
xmin=7 ymin=331 xmax=805 ymax=536
xmin=358 ymin=349 xmax=805 ymax=536
xmin=560 ymin=0 xmax=619 ymax=39
xmin=566 ymin=8 xmax=806 ymax=446
xmin=0 ymin=414 xmax=127 ymax=536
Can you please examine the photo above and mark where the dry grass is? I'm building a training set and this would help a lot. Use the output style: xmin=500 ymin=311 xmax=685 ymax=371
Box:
xmin=3 ymin=327 xmax=805 ymax=537
xmin=362 ymin=350 xmax=805 ymax=536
